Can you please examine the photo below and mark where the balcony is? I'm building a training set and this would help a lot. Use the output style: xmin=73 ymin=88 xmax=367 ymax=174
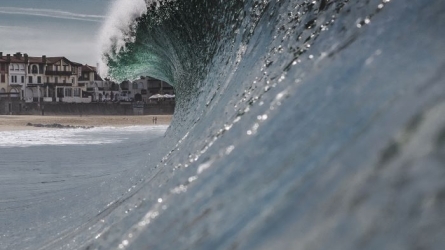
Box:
xmin=44 ymin=82 xmax=73 ymax=87
xmin=45 ymin=70 xmax=74 ymax=76
xmin=9 ymin=83 xmax=24 ymax=87
xmin=0 ymin=92 xmax=20 ymax=98
xmin=27 ymin=83 xmax=44 ymax=87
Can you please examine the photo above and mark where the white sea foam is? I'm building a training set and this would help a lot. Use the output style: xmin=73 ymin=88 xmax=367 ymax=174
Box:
xmin=0 ymin=126 xmax=167 ymax=148
xmin=97 ymin=0 xmax=178 ymax=77
xmin=97 ymin=0 xmax=149 ymax=76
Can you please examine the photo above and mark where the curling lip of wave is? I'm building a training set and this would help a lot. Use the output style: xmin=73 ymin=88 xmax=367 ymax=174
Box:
xmin=0 ymin=7 xmax=105 ymax=22
xmin=96 ymin=0 xmax=148 ymax=77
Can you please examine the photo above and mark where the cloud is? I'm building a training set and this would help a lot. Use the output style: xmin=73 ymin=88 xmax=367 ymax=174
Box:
xmin=0 ymin=25 xmax=30 ymax=30
xmin=0 ymin=7 xmax=106 ymax=22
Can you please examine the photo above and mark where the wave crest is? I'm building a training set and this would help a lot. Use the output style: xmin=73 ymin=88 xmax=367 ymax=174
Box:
xmin=97 ymin=0 xmax=148 ymax=76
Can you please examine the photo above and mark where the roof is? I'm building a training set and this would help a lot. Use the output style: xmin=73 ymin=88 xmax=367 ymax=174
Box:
xmin=46 ymin=57 xmax=68 ymax=65
xmin=71 ymin=61 xmax=83 ymax=67
xmin=7 ymin=56 xmax=27 ymax=63
xmin=82 ymin=64 xmax=97 ymax=72
xmin=4 ymin=52 xmax=30 ymax=63
xmin=95 ymin=74 xmax=103 ymax=81
xmin=28 ymin=57 xmax=46 ymax=64
xmin=0 ymin=53 xmax=89 ymax=68
xmin=29 ymin=56 xmax=82 ymax=66
xmin=79 ymin=64 xmax=103 ymax=81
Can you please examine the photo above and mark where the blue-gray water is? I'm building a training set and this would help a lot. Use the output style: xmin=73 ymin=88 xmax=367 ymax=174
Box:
xmin=0 ymin=126 xmax=169 ymax=249
xmin=2 ymin=0 xmax=445 ymax=249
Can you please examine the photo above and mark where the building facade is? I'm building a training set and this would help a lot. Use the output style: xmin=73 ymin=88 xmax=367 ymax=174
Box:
xmin=8 ymin=53 xmax=27 ymax=99
xmin=0 ymin=52 xmax=92 ymax=103
xmin=121 ymin=76 xmax=175 ymax=102
xmin=0 ymin=52 xmax=9 ymax=98
xmin=0 ymin=51 xmax=174 ymax=105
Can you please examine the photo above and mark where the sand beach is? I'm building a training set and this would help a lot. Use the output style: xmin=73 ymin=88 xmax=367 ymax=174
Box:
xmin=0 ymin=115 xmax=172 ymax=131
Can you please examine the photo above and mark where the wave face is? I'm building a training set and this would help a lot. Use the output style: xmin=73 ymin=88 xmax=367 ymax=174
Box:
xmin=90 ymin=0 xmax=445 ymax=249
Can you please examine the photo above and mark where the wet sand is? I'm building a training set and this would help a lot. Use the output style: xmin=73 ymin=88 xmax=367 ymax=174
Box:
xmin=0 ymin=115 xmax=172 ymax=131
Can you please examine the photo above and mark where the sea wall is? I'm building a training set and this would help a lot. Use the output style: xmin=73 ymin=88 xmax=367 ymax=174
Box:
xmin=0 ymin=99 xmax=175 ymax=116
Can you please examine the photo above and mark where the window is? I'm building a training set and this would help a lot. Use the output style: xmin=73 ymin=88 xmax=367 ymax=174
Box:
xmin=21 ymin=76 xmax=24 ymax=83
xmin=65 ymin=88 xmax=72 ymax=97
xmin=55 ymin=77 xmax=58 ymax=83
xmin=32 ymin=65 xmax=38 ymax=74
xmin=1 ymin=74 xmax=4 ymax=83
xmin=39 ymin=65 xmax=44 ymax=74
xmin=37 ymin=76 xmax=41 ymax=84
xmin=74 ymin=88 xmax=80 ymax=97
xmin=29 ymin=76 xmax=33 ymax=84
xmin=72 ymin=78 xmax=75 ymax=84
xmin=132 ymin=83 xmax=138 ymax=89
xmin=63 ymin=79 xmax=66 ymax=84
xmin=47 ymin=77 xmax=49 ymax=83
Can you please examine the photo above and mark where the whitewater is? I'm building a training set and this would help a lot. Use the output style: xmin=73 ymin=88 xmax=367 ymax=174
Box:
xmin=2 ymin=0 xmax=445 ymax=249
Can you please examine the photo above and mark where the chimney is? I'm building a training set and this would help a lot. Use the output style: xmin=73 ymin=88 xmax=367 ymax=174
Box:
xmin=15 ymin=52 xmax=22 ymax=59
xmin=24 ymin=53 xmax=28 ymax=63
xmin=0 ymin=52 xmax=2 ymax=58
xmin=42 ymin=55 xmax=47 ymax=63
xmin=7 ymin=54 xmax=10 ymax=62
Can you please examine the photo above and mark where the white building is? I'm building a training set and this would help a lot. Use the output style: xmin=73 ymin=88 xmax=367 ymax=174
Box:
xmin=0 ymin=52 xmax=9 ymax=97
xmin=8 ymin=53 xmax=27 ymax=100
xmin=25 ymin=56 xmax=46 ymax=102
xmin=122 ymin=76 xmax=175 ymax=102
xmin=81 ymin=65 xmax=120 ymax=102
xmin=44 ymin=57 xmax=88 ymax=103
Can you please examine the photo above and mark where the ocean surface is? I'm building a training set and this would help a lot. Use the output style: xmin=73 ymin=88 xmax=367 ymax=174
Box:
xmin=2 ymin=0 xmax=445 ymax=249
xmin=0 ymin=126 xmax=169 ymax=249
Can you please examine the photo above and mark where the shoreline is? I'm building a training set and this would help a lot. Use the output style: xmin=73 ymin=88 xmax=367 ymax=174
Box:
xmin=0 ymin=115 xmax=172 ymax=131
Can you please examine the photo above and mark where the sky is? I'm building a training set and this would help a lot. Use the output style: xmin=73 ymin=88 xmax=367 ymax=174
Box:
xmin=0 ymin=0 xmax=113 ymax=66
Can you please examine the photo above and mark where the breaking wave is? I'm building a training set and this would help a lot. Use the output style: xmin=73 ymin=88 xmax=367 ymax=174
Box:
xmin=83 ymin=0 xmax=445 ymax=248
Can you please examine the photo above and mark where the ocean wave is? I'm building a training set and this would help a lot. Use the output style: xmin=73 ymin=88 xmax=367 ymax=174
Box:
xmin=17 ymin=0 xmax=445 ymax=249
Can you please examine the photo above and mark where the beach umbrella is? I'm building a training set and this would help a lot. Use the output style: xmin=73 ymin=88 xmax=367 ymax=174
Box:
xmin=149 ymin=94 xmax=163 ymax=99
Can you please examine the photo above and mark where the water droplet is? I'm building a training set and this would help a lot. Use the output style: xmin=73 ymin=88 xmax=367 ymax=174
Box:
xmin=226 ymin=145 xmax=235 ymax=155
